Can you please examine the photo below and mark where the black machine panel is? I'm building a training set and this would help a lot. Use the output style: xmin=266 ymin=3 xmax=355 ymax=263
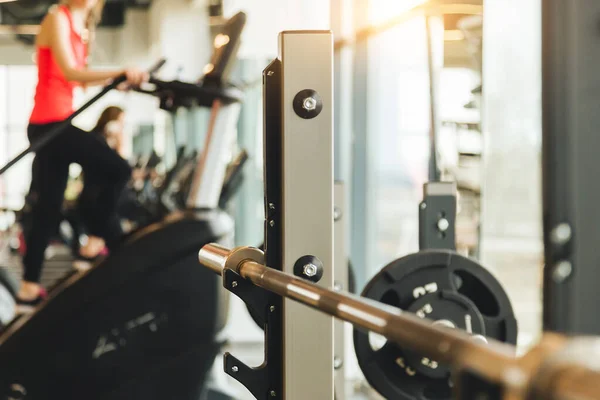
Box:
xmin=0 ymin=211 xmax=233 ymax=400
xmin=136 ymin=11 xmax=247 ymax=111
xmin=541 ymin=0 xmax=600 ymax=334
xmin=203 ymin=11 xmax=247 ymax=86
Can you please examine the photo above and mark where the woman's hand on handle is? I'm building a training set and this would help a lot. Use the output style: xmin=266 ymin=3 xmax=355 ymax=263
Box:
xmin=117 ymin=67 xmax=149 ymax=91
xmin=125 ymin=67 xmax=149 ymax=87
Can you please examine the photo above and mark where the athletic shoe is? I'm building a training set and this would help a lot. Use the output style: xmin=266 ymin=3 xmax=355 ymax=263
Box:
xmin=15 ymin=293 xmax=47 ymax=314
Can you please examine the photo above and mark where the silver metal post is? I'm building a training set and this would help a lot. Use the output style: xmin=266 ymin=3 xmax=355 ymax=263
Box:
xmin=279 ymin=30 xmax=335 ymax=399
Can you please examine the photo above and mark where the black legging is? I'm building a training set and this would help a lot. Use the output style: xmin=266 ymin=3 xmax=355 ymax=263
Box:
xmin=23 ymin=121 xmax=131 ymax=283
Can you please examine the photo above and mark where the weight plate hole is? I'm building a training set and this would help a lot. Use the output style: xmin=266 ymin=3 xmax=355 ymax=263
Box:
xmin=452 ymin=270 xmax=500 ymax=317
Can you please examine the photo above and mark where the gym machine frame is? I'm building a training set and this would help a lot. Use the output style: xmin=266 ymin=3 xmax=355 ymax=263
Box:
xmin=199 ymin=31 xmax=600 ymax=400
xmin=541 ymin=0 xmax=600 ymax=335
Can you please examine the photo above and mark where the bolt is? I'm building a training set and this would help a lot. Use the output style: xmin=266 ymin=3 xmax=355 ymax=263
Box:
xmin=303 ymin=263 xmax=318 ymax=277
xmin=551 ymin=223 xmax=572 ymax=245
xmin=437 ymin=218 xmax=450 ymax=233
xmin=269 ymin=203 xmax=275 ymax=210
xmin=232 ymin=365 xmax=239 ymax=373
xmin=302 ymin=97 xmax=317 ymax=111
xmin=420 ymin=202 xmax=427 ymax=209
xmin=552 ymin=260 xmax=573 ymax=283
xmin=334 ymin=206 xmax=342 ymax=221
xmin=334 ymin=356 xmax=343 ymax=369
xmin=334 ymin=282 xmax=343 ymax=292
xmin=267 ymin=71 xmax=275 ymax=76
xmin=270 ymin=305 xmax=275 ymax=312
xmin=270 ymin=390 xmax=277 ymax=397
xmin=232 ymin=281 xmax=238 ymax=288
xmin=269 ymin=220 xmax=275 ymax=227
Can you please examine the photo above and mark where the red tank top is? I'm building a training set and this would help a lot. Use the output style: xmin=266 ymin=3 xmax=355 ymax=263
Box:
xmin=29 ymin=5 xmax=88 ymax=124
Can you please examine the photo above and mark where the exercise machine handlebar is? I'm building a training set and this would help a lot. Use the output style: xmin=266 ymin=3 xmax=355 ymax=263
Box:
xmin=198 ymin=243 xmax=600 ymax=400
xmin=0 ymin=58 xmax=167 ymax=176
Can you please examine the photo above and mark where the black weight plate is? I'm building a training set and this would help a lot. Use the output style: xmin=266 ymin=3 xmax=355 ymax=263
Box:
xmin=353 ymin=249 xmax=517 ymax=400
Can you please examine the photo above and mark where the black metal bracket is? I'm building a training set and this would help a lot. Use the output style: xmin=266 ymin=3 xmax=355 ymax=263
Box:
xmin=419 ymin=182 xmax=457 ymax=251
xmin=222 ymin=269 xmax=282 ymax=400
xmin=221 ymin=57 xmax=285 ymax=400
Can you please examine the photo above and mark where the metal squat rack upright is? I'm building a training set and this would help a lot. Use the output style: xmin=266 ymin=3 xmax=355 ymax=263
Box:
xmin=203 ymin=31 xmax=336 ymax=400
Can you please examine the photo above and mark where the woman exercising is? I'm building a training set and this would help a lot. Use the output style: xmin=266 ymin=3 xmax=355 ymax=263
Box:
xmin=18 ymin=0 xmax=148 ymax=306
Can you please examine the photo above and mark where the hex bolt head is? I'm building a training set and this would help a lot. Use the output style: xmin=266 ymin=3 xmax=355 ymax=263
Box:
xmin=232 ymin=281 xmax=238 ymax=288
xmin=302 ymin=97 xmax=317 ymax=111
xmin=293 ymin=89 xmax=322 ymax=119
xmin=293 ymin=255 xmax=323 ymax=282
xmin=303 ymin=264 xmax=318 ymax=277
xmin=232 ymin=366 xmax=239 ymax=373
xmin=270 ymin=390 xmax=277 ymax=397
xmin=269 ymin=305 xmax=275 ymax=312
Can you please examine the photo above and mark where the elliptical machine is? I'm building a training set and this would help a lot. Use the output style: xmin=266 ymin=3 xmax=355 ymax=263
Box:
xmin=0 ymin=11 xmax=247 ymax=400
